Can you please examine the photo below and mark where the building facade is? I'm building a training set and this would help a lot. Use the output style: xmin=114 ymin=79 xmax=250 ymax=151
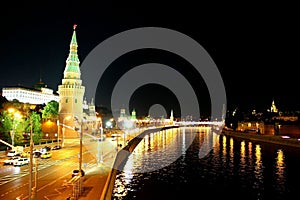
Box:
xmin=57 ymin=25 xmax=96 ymax=143
xmin=2 ymin=82 xmax=59 ymax=105
xmin=57 ymin=25 xmax=85 ymax=141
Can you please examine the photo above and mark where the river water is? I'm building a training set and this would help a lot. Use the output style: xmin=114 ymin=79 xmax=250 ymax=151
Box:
xmin=112 ymin=127 xmax=300 ymax=200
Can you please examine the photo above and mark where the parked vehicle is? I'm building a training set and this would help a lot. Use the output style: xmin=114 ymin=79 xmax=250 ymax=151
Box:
xmin=72 ymin=169 xmax=85 ymax=177
xmin=14 ymin=158 xmax=30 ymax=166
xmin=52 ymin=145 xmax=62 ymax=150
xmin=41 ymin=152 xmax=52 ymax=159
xmin=40 ymin=146 xmax=51 ymax=153
xmin=7 ymin=150 xmax=21 ymax=157
xmin=21 ymin=151 xmax=31 ymax=158
xmin=3 ymin=156 xmax=20 ymax=165
xmin=33 ymin=151 xmax=42 ymax=158
xmin=31 ymin=149 xmax=41 ymax=157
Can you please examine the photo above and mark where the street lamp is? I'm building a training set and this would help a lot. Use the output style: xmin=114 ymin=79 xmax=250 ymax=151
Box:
xmin=61 ymin=116 xmax=71 ymax=147
xmin=56 ymin=120 xmax=60 ymax=146
xmin=74 ymin=116 xmax=85 ymax=195
xmin=28 ymin=117 xmax=36 ymax=200
xmin=96 ymin=117 xmax=103 ymax=166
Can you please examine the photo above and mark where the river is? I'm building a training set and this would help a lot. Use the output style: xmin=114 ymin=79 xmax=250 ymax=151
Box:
xmin=112 ymin=126 xmax=300 ymax=200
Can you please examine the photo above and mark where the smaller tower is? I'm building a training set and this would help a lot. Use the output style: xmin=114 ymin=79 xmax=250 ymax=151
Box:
xmin=120 ymin=109 xmax=126 ymax=118
xmin=131 ymin=109 xmax=136 ymax=120
xmin=170 ymin=110 xmax=174 ymax=122
xmin=83 ymin=97 xmax=88 ymax=110
xmin=222 ymin=104 xmax=226 ymax=122
xmin=271 ymin=100 xmax=278 ymax=113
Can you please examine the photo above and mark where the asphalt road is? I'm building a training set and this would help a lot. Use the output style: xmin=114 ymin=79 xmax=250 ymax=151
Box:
xmin=0 ymin=136 xmax=120 ymax=200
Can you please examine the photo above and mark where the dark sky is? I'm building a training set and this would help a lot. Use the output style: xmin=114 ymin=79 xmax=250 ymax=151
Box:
xmin=0 ymin=2 xmax=299 ymax=117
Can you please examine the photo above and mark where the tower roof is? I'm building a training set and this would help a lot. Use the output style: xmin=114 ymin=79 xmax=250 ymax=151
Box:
xmin=64 ymin=24 xmax=81 ymax=75
xmin=70 ymin=24 xmax=78 ymax=45
xmin=34 ymin=78 xmax=46 ymax=90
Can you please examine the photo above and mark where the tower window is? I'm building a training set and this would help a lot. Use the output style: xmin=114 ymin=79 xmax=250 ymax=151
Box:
xmin=66 ymin=98 xmax=68 ymax=103
xmin=75 ymin=99 xmax=77 ymax=103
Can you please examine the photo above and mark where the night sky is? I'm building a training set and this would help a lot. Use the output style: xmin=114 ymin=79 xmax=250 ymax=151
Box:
xmin=0 ymin=2 xmax=299 ymax=117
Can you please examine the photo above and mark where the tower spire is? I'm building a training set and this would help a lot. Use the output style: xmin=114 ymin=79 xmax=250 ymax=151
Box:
xmin=64 ymin=24 xmax=80 ymax=77
xmin=70 ymin=24 xmax=78 ymax=46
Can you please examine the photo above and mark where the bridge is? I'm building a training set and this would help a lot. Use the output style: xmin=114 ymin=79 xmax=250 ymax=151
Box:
xmin=174 ymin=121 xmax=225 ymax=126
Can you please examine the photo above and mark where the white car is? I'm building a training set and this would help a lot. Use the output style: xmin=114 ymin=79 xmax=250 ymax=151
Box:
xmin=14 ymin=158 xmax=30 ymax=166
xmin=3 ymin=156 xmax=20 ymax=165
xmin=7 ymin=150 xmax=21 ymax=157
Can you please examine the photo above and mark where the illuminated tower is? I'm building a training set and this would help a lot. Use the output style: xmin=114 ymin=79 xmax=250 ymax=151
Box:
xmin=131 ymin=109 xmax=136 ymax=120
xmin=222 ymin=104 xmax=226 ymax=122
xmin=170 ymin=109 xmax=174 ymax=122
xmin=120 ymin=109 xmax=126 ymax=118
xmin=58 ymin=24 xmax=85 ymax=140
xmin=271 ymin=99 xmax=278 ymax=113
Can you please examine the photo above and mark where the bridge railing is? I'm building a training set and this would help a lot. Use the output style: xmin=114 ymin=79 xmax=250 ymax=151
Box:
xmin=174 ymin=121 xmax=224 ymax=126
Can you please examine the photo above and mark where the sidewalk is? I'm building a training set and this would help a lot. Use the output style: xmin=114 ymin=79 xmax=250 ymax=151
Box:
xmin=77 ymin=144 xmax=118 ymax=200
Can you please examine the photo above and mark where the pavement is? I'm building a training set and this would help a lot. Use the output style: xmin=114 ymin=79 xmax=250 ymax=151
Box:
xmin=77 ymin=147 xmax=117 ymax=200
xmin=73 ymin=129 xmax=140 ymax=200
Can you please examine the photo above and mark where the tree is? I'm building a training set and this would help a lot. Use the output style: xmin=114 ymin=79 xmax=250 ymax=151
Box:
xmin=0 ymin=110 xmax=13 ymax=143
xmin=0 ymin=109 xmax=25 ymax=146
xmin=25 ymin=112 xmax=42 ymax=144
xmin=42 ymin=100 xmax=59 ymax=120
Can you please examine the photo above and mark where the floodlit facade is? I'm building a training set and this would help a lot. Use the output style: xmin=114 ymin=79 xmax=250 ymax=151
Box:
xmin=2 ymin=84 xmax=59 ymax=105
xmin=57 ymin=25 xmax=96 ymax=141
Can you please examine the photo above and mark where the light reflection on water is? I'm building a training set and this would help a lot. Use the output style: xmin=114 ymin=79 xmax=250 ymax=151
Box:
xmin=113 ymin=127 xmax=297 ymax=200
xmin=121 ymin=128 xmax=196 ymax=174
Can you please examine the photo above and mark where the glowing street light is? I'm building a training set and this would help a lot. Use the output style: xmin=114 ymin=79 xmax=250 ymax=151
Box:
xmin=28 ymin=116 xmax=36 ymax=200
xmin=74 ymin=116 xmax=85 ymax=195
xmin=61 ymin=116 xmax=71 ymax=147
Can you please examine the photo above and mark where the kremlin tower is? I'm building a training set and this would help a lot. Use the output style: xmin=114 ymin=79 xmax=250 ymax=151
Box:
xmin=58 ymin=24 xmax=85 ymax=143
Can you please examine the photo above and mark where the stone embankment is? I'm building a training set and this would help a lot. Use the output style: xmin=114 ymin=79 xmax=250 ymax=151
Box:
xmin=100 ymin=125 xmax=179 ymax=200
xmin=221 ymin=129 xmax=300 ymax=148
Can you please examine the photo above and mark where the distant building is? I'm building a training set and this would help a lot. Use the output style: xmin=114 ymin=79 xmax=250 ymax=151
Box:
xmin=2 ymin=79 xmax=59 ymax=105
xmin=83 ymin=97 xmax=97 ymax=133
xmin=272 ymin=115 xmax=298 ymax=122
xmin=237 ymin=121 xmax=264 ymax=134
xmin=117 ymin=108 xmax=135 ymax=129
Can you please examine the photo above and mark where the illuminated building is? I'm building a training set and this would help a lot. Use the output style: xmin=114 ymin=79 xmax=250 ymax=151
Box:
xmin=57 ymin=25 xmax=95 ymax=139
xmin=131 ymin=109 xmax=136 ymax=120
xmin=271 ymin=99 xmax=278 ymax=113
xmin=2 ymin=79 xmax=59 ymax=105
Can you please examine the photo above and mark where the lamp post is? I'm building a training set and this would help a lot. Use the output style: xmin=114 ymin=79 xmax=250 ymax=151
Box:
xmin=28 ymin=117 xmax=36 ymax=200
xmin=61 ymin=116 xmax=71 ymax=147
xmin=100 ymin=118 xmax=103 ymax=141
xmin=79 ymin=119 xmax=83 ymax=174
xmin=34 ymin=157 xmax=38 ymax=199
xmin=96 ymin=117 xmax=103 ymax=166
xmin=56 ymin=120 xmax=60 ymax=146
xmin=74 ymin=116 xmax=84 ymax=195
